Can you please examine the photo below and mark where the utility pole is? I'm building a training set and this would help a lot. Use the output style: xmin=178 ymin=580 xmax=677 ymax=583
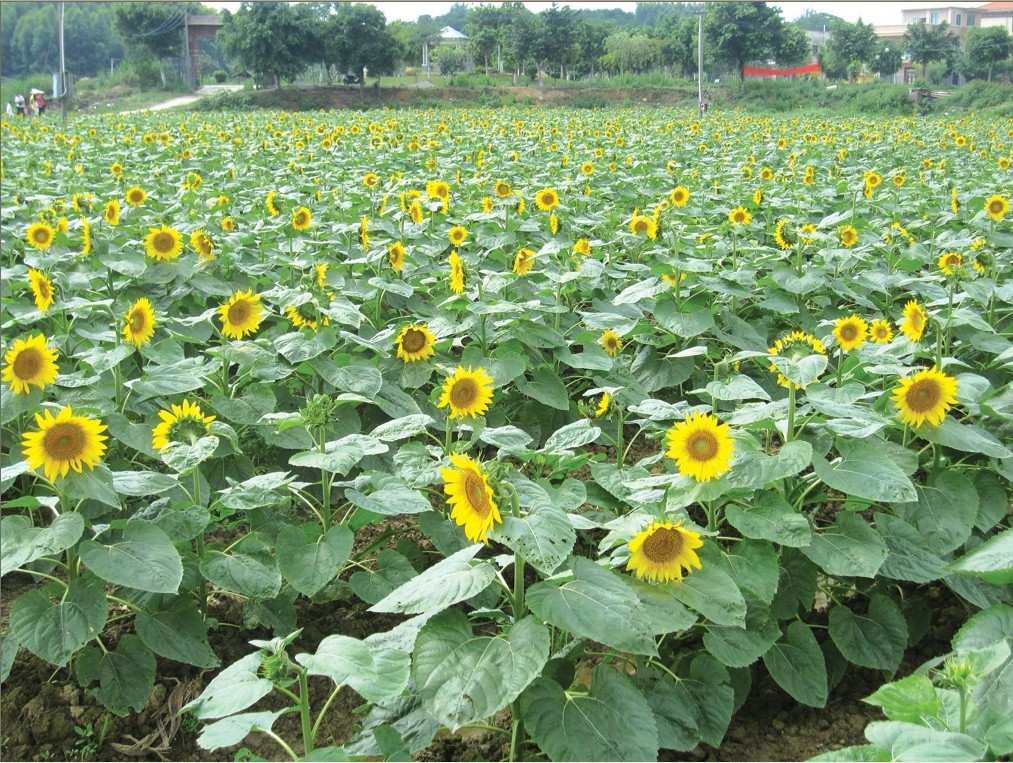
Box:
xmin=59 ymin=0 xmax=67 ymax=123
xmin=698 ymin=13 xmax=705 ymax=119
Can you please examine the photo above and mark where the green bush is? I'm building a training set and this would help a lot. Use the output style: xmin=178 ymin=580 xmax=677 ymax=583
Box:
xmin=213 ymin=69 xmax=228 ymax=84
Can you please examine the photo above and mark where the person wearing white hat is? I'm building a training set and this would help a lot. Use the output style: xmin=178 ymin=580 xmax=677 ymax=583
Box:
xmin=14 ymin=93 xmax=25 ymax=116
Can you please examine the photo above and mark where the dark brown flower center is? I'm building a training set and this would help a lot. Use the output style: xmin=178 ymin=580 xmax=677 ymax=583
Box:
xmin=839 ymin=323 xmax=858 ymax=341
xmin=228 ymin=299 xmax=252 ymax=325
xmin=130 ymin=309 xmax=146 ymax=331
xmin=153 ymin=232 xmax=175 ymax=253
xmin=687 ymin=431 xmax=718 ymax=461
xmin=642 ymin=527 xmax=684 ymax=563
xmin=12 ymin=347 xmax=42 ymax=379
xmin=634 ymin=219 xmax=648 ymax=233
xmin=401 ymin=329 xmax=427 ymax=354
xmin=464 ymin=471 xmax=491 ymax=517
xmin=33 ymin=229 xmax=51 ymax=244
xmin=36 ymin=279 xmax=51 ymax=300
xmin=449 ymin=378 xmax=478 ymax=409
xmin=990 ymin=200 xmax=1004 ymax=214
xmin=43 ymin=422 xmax=85 ymax=460
xmin=906 ymin=379 xmax=941 ymax=412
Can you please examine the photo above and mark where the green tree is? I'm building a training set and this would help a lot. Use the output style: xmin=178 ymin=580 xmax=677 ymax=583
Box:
xmin=872 ymin=39 xmax=904 ymax=79
xmin=532 ymin=4 xmax=580 ymax=83
xmin=599 ymin=30 xmax=659 ymax=76
xmin=961 ymin=25 xmax=1012 ymax=81
xmin=466 ymin=4 xmax=513 ymax=72
xmin=704 ymin=2 xmax=785 ymax=83
xmin=113 ymin=2 xmax=193 ymax=86
xmin=329 ymin=5 xmax=404 ymax=89
xmin=777 ymin=23 xmax=812 ymax=67
xmin=793 ymin=9 xmax=842 ymax=32
xmin=218 ymin=2 xmax=312 ymax=88
xmin=433 ymin=45 xmax=467 ymax=77
xmin=818 ymin=18 xmax=877 ymax=81
xmin=575 ymin=19 xmax=619 ymax=78
xmin=904 ymin=21 xmax=960 ymax=79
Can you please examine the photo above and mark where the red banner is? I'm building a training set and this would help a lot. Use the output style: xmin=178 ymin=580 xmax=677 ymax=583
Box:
xmin=744 ymin=63 xmax=822 ymax=77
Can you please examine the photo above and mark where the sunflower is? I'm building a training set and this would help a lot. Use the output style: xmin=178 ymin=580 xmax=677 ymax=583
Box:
xmin=125 ymin=186 xmax=147 ymax=207
xmin=494 ymin=180 xmax=512 ymax=198
xmin=28 ymin=269 xmax=55 ymax=313
xmin=581 ymin=161 xmax=594 ymax=175
xmin=284 ymin=301 xmax=329 ymax=331
xmin=599 ymin=329 xmax=623 ymax=357
xmin=573 ymin=238 xmax=592 ymax=257
xmin=104 ymin=199 xmax=120 ymax=226
xmin=151 ymin=399 xmax=216 ymax=453
xmin=937 ymin=252 xmax=962 ymax=276
xmin=26 ymin=222 xmax=55 ymax=250
xmin=985 ymin=194 xmax=1010 ymax=221
xmin=951 ymin=188 xmax=960 ymax=214
xmin=441 ymin=453 xmax=502 ymax=544
xmin=864 ymin=171 xmax=882 ymax=189
xmin=482 ymin=196 xmax=494 ymax=213
xmin=898 ymin=300 xmax=928 ymax=343
xmin=191 ymin=229 xmax=215 ymax=261
xmin=427 ymin=180 xmax=451 ymax=201
xmin=595 ymin=392 xmax=610 ymax=418
xmin=110 ymin=162 xmax=123 ymax=178
xmin=448 ymin=226 xmax=468 ymax=246
xmin=666 ymin=411 xmax=735 ymax=482
xmin=833 ymin=315 xmax=868 ymax=351
xmin=448 ymin=250 xmax=465 ymax=295
xmin=839 ymin=225 xmax=859 ymax=247
xmin=22 ymin=405 xmax=108 ymax=482
xmin=221 ymin=217 xmax=236 ymax=232
xmin=438 ymin=366 xmax=494 ymax=420
xmin=363 ymin=172 xmax=379 ymax=188
xmin=768 ymin=331 xmax=827 ymax=388
xmin=728 ymin=207 xmax=752 ymax=226
xmin=409 ymin=201 xmax=424 ymax=225
xmin=535 ymin=187 xmax=560 ymax=211
xmin=292 ymin=206 xmax=312 ymax=231
xmin=799 ymin=223 xmax=818 ymax=244
xmin=549 ymin=213 xmax=559 ymax=235
xmin=999 ymin=157 xmax=1011 ymax=171
xmin=893 ymin=175 xmax=906 ymax=187
xmin=869 ymin=319 xmax=893 ymax=343
xmin=513 ymin=248 xmax=536 ymax=276
xmin=892 ymin=366 xmax=959 ymax=428
xmin=773 ymin=219 xmax=795 ymax=250
xmin=266 ymin=191 xmax=281 ymax=216
xmin=144 ymin=224 xmax=184 ymax=261
xmin=753 ymin=188 xmax=763 ymax=205
xmin=629 ymin=214 xmax=657 ymax=239
xmin=315 ymin=263 xmax=329 ymax=288
xmin=395 ymin=323 xmax=437 ymax=363
xmin=516 ymin=196 xmax=526 ymax=215
xmin=389 ymin=241 xmax=406 ymax=272
xmin=360 ymin=216 xmax=370 ymax=250
xmin=626 ymin=520 xmax=703 ymax=583
xmin=670 ymin=186 xmax=690 ymax=207
xmin=3 ymin=334 xmax=59 ymax=394
xmin=219 ymin=289 xmax=264 ymax=340
xmin=123 ymin=297 xmax=156 ymax=347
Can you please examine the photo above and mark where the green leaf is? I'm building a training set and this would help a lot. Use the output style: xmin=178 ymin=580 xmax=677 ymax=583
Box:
xmin=10 ymin=576 xmax=107 ymax=667
xmin=317 ymin=362 xmax=383 ymax=398
xmin=920 ymin=418 xmax=1012 ymax=459
xmin=974 ymin=472 xmax=1009 ymax=532
xmin=521 ymin=669 xmax=659 ymax=762
xmin=127 ymin=371 xmax=205 ymax=401
xmin=542 ymin=419 xmax=601 ymax=453
xmin=184 ymin=653 xmax=273 ymax=720
xmin=828 ymin=594 xmax=908 ymax=671
xmin=728 ymin=440 xmax=812 ymax=489
xmin=952 ymin=604 xmax=1013 ymax=652
xmin=479 ymin=426 xmax=534 ymax=453
xmin=724 ymin=492 xmax=812 ymax=547
xmin=2 ymin=630 xmax=19 ymax=682
xmin=865 ymin=675 xmax=941 ymax=724
xmin=670 ymin=566 xmax=747 ymax=627
xmin=288 ymin=434 xmax=387 ymax=474
xmin=762 ymin=621 xmax=828 ymax=708
xmin=515 ymin=366 xmax=571 ymax=411
xmin=864 ymin=721 xmax=986 ymax=762
xmin=706 ymin=375 xmax=771 ymax=402
xmin=655 ymin=301 xmax=715 ymax=338
xmin=110 ymin=471 xmax=180 ymax=497
xmin=136 ymin=597 xmax=219 ymax=668
xmin=79 ymin=523 xmax=183 ymax=594
xmin=197 ymin=710 xmax=285 ymax=752
xmin=809 ymin=744 xmax=891 ymax=761
xmin=200 ymin=548 xmax=281 ymax=600
xmin=704 ymin=600 xmax=781 ymax=668
xmin=298 ymin=634 xmax=374 ymax=687
xmin=894 ymin=470 xmax=978 ymax=555
xmin=812 ymin=439 xmax=917 ymax=503
xmin=770 ymin=549 xmax=818 ymax=620
xmin=370 ymin=414 xmax=434 ymax=442
xmin=874 ymin=513 xmax=948 ymax=583
xmin=346 ymin=484 xmax=432 ymax=516
xmin=412 ymin=611 xmax=549 ymax=730
xmin=90 ymin=635 xmax=155 ymax=716
xmin=801 ymin=512 xmax=887 ymax=578
xmin=769 ymin=353 xmax=828 ymax=389
xmin=277 ymin=524 xmax=353 ymax=597
xmin=626 ymin=579 xmax=697 ymax=635
xmin=526 ymin=557 xmax=657 ymax=655
xmin=1 ymin=512 xmax=85 ymax=576
xmin=218 ymin=471 xmax=295 ymax=511
xmin=369 ymin=545 xmax=496 ymax=615
xmin=274 ymin=330 xmax=336 ymax=363
xmin=161 ymin=436 xmax=219 ymax=474
xmin=633 ymin=666 xmax=700 ymax=751
xmin=948 ymin=530 xmax=1013 ymax=585
xmin=725 ymin=540 xmax=780 ymax=604
xmin=490 ymin=503 xmax=575 ymax=576
xmin=349 ymin=550 xmax=418 ymax=605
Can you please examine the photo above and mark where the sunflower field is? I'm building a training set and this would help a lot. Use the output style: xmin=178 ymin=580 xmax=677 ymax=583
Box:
xmin=1 ymin=107 xmax=1011 ymax=762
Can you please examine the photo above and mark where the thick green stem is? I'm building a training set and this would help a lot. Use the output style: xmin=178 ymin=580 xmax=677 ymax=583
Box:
xmin=786 ymin=384 xmax=796 ymax=444
xmin=958 ymin=687 xmax=968 ymax=734
xmin=298 ymin=669 xmax=314 ymax=756
xmin=615 ymin=413 xmax=625 ymax=470
xmin=509 ymin=700 xmax=525 ymax=763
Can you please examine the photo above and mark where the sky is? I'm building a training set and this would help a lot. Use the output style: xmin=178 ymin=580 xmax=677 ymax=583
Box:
xmin=207 ymin=1 xmax=978 ymax=28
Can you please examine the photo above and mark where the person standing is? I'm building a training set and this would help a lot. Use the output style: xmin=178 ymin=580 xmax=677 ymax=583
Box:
xmin=35 ymin=91 xmax=46 ymax=116
xmin=14 ymin=93 xmax=25 ymax=116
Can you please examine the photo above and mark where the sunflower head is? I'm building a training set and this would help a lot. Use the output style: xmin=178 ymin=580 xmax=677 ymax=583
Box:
xmin=125 ymin=186 xmax=147 ymax=207
xmin=774 ymin=219 xmax=796 ymax=250
xmin=285 ymin=300 xmax=329 ymax=332
xmin=219 ymin=289 xmax=264 ymax=340
xmin=535 ymin=187 xmax=559 ymax=211
xmin=599 ymin=329 xmax=623 ymax=357
xmin=768 ymin=331 xmax=827 ymax=388
xmin=104 ymin=199 xmax=120 ymax=226
xmin=833 ymin=315 xmax=869 ymax=352
xmin=937 ymin=252 xmax=962 ymax=276
xmin=144 ymin=224 xmax=184 ymax=262
xmin=28 ymin=269 xmax=55 ymax=313
xmin=514 ymin=248 xmax=536 ymax=276
xmin=395 ymin=323 xmax=437 ymax=363
xmin=3 ymin=334 xmax=59 ymax=394
xmin=26 ymin=222 xmax=55 ymax=250
xmin=292 ymin=206 xmax=312 ymax=231
xmin=573 ymin=239 xmax=592 ymax=257
xmin=448 ymin=226 xmax=468 ymax=246
xmin=629 ymin=215 xmax=657 ymax=239
xmin=626 ymin=520 xmax=704 ymax=583
xmin=448 ymin=250 xmax=465 ymax=295
xmin=670 ymin=186 xmax=690 ymax=207
xmin=409 ymin=201 xmax=424 ymax=225
xmin=389 ymin=241 xmax=406 ymax=272
xmin=892 ymin=366 xmax=959 ymax=428
xmin=440 ymin=453 xmax=502 ymax=544
xmin=666 ymin=411 xmax=735 ymax=482
xmin=123 ymin=298 xmax=156 ymax=347
xmin=438 ymin=366 xmax=494 ymax=420
xmin=595 ymin=392 xmax=611 ymax=418
xmin=985 ymin=194 xmax=1009 ymax=221
xmin=839 ymin=225 xmax=859 ymax=247
xmin=152 ymin=400 xmax=216 ymax=453
xmin=869 ymin=319 xmax=893 ymax=343
xmin=728 ymin=207 xmax=752 ymax=226
xmin=22 ymin=405 xmax=108 ymax=482
xmin=898 ymin=300 xmax=928 ymax=343
xmin=494 ymin=181 xmax=512 ymax=198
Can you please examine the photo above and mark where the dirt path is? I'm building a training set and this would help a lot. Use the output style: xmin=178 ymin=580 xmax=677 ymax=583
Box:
xmin=119 ymin=84 xmax=244 ymax=115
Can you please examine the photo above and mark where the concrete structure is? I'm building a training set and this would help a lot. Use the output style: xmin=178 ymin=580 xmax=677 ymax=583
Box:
xmin=422 ymin=26 xmax=474 ymax=75
xmin=182 ymin=14 xmax=224 ymax=89
xmin=979 ymin=1 xmax=1013 ymax=31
